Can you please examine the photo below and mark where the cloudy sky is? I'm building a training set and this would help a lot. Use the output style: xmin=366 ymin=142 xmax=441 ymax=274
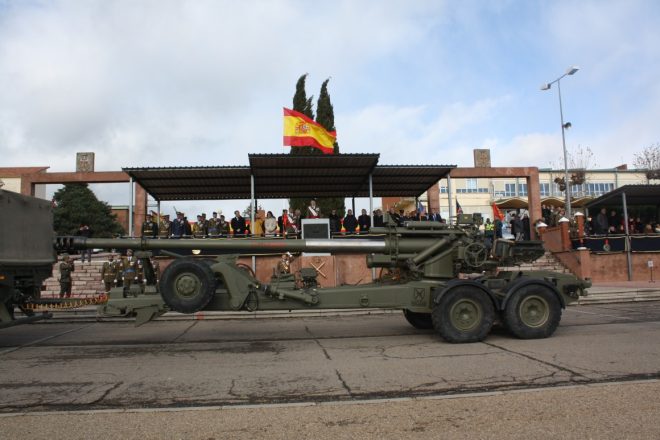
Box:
xmin=1 ymin=0 xmax=659 ymax=216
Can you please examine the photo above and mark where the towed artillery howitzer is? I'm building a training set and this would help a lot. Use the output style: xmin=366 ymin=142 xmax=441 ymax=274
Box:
xmin=55 ymin=218 xmax=591 ymax=343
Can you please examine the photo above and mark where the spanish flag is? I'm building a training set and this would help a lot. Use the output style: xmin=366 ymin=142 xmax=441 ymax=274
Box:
xmin=491 ymin=202 xmax=504 ymax=221
xmin=283 ymin=108 xmax=336 ymax=154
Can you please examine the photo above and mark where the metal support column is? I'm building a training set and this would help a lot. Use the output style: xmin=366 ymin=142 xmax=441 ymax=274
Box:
xmin=128 ymin=177 xmax=134 ymax=237
xmin=622 ymin=191 xmax=632 ymax=281
xmin=250 ymin=174 xmax=256 ymax=272
xmin=352 ymin=197 xmax=356 ymax=215
xmin=369 ymin=173 xmax=375 ymax=280
xmin=447 ymin=175 xmax=454 ymax=220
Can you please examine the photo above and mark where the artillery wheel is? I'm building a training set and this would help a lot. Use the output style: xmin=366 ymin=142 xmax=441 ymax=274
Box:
xmin=503 ymin=285 xmax=561 ymax=339
xmin=432 ymin=286 xmax=494 ymax=343
xmin=403 ymin=309 xmax=433 ymax=329
xmin=159 ymin=259 xmax=216 ymax=314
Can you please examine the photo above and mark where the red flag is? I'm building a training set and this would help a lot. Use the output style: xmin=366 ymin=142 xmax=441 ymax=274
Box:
xmin=492 ymin=202 xmax=504 ymax=221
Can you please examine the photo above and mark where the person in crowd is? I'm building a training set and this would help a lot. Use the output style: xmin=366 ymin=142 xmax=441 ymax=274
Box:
xmin=171 ymin=212 xmax=186 ymax=238
xmin=484 ymin=218 xmax=495 ymax=248
xmin=608 ymin=210 xmax=621 ymax=233
xmin=218 ymin=215 xmax=230 ymax=237
xmin=386 ymin=207 xmax=399 ymax=225
xmin=373 ymin=209 xmax=384 ymax=227
xmin=429 ymin=208 xmax=443 ymax=223
xmin=307 ymin=199 xmax=320 ymax=219
xmin=231 ymin=210 xmax=247 ymax=236
xmin=159 ymin=215 xmax=171 ymax=238
xmin=286 ymin=209 xmax=298 ymax=237
xmin=120 ymin=250 xmax=139 ymax=292
xmin=358 ymin=209 xmax=371 ymax=234
xmin=293 ymin=209 xmax=303 ymax=236
xmin=183 ymin=216 xmax=192 ymax=236
xmin=595 ymin=208 xmax=609 ymax=235
xmin=329 ymin=209 xmax=341 ymax=235
xmin=141 ymin=215 xmax=159 ymax=238
xmin=76 ymin=223 xmax=93 ymax=263
xmin=494 ymin=218 xmax=503 ymax=239
xmin=343 ymin=209 xmax=358 ymax=234
xmin=541 ymin=204 xmax=552 ymax=226
xmin=522 ymin=214 xmax=531 ymax=241
xmin=264 ymin=211 xmax=278 ymax=236
xmin=207 ymin=212 xmax=219 ymax=237
xmin=278 ymin=209 xmax=287 ymax=236
xmin=58 ymin=254 xmax=74 ymax=298
xmin=398 ymin=209 xmax=407 ymax=226
xmin=511 ymin=214 xmax=524 ymax=241
xmin=252 ymin=210 xmax=265 ymax=236
xmin=101 ymin=254 xmax=119 ymax=294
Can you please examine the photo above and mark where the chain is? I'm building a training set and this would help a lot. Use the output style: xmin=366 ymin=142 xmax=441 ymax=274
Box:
xmin=22 ymin=294 xmax=109 ymax=312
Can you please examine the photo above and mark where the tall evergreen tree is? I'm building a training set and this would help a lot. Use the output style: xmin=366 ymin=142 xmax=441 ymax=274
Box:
xmin=314 ymin=78 xmax=345 ymax=215
xmin=53 ymin=183 xmax=124 ymax=237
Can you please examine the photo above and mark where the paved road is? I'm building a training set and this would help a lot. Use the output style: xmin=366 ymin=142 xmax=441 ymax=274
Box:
xmin=2 ymin=302 xmax=660 ymax=413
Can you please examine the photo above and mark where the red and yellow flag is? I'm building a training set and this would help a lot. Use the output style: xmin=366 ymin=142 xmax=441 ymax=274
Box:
xmin=283 ymin=108 xmax=336 ymax=154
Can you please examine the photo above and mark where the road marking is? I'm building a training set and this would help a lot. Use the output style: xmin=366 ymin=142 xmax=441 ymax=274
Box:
xmin=0 ymin=324 xmax=95 ymax=355
xmin=0 ymin=378 xmax=657 ymax=418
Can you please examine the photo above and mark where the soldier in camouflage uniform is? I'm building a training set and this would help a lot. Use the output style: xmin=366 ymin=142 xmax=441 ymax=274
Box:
xmin=207 ymin=212 xmax=219 ymax=237
xmin=101 ymin=254 xmax=119 ymax=293
xmin=59 ymin=254 xmax=75 ymax=298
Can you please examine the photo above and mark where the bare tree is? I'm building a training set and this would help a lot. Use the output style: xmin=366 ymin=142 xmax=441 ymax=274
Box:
xmin=633 ymin=143 xmax=660 ymax=182
xmin=550 ymin=145 xmax=598 ymax=195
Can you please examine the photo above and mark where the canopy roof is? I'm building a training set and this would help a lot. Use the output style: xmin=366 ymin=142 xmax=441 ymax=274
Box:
xmin=124 ymin=154 xmax=455 ymax=201
xmin=585 ymin=184 xmax=660 ymax=210
xmin=541 ymin=196 xmax=565 ymax=208
xmin=495 ymin=197 xmax=528 ymax=209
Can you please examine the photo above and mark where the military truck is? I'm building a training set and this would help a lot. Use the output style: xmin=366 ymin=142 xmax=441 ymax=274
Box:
xmin=56 ymin=214 xmax=591 ymax=343
xmin=0 ymin=189 xmax=55 ymax=327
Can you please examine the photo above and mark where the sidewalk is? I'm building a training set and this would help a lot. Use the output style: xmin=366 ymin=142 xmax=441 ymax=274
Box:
xmin=579 ymin=281 xmax=660 ymax=305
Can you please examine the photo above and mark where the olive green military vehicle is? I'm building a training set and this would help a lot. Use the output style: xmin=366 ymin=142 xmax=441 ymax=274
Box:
xmin=56 ymin=214 xmax=591 ymax=343
xmin=0 ymin=189 xmax=55 ymax=328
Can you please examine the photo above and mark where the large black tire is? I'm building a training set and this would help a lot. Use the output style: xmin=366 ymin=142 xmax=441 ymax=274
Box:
xmin=503 ymin=284 xmax=561 ymax=339
xmin=403 ymin=309 xmax=433 ymax=329
xmin=432 ymin=286 xmax=495 ymax=343
xmin=159 ymin=259 xmax=217 ymax=313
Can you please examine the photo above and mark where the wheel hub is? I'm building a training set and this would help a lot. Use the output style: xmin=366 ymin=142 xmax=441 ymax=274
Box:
xmin=174 ymin=274 xmax=200 ymax=298
xmin=519 ymin=295 xmax=550 ymax=328
xmin=450 ymin=299 xmax=482 ymax=331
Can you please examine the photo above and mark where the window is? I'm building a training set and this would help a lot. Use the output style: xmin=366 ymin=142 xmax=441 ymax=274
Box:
xmin=518 ymin=183 xmax=528 ymax=196
xmin=466 ymin=179 xmax=478 ymax=191
xmin=540 ymin=183 xmax=550 ymax=196
xmin=440 ymin=186 xmax=447 ymax=194
xmin=504 ymin=183 xmax=516 ymax=197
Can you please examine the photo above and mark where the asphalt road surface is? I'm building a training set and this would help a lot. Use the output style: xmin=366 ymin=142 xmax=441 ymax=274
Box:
xmin=1 ymin=302 xmax=660 ymax=438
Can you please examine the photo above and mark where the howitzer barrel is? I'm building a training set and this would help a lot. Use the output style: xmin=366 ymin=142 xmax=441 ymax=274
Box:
xmin=55 ymin=236 xmax=459 ymax=255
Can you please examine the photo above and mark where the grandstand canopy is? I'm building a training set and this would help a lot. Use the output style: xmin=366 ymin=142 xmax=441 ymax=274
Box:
xmin=585 ymin=184 xmax=660 ymax=210
xmin=124 ymin=154 xmax=455 ymax=201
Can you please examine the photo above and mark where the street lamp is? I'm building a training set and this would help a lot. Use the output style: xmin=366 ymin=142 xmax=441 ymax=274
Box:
xmin=541 ymin=65 xmax=579 ymax=218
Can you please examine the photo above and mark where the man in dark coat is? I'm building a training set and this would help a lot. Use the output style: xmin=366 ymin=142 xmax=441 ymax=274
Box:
xmin=358 ymin=209 xmax=371 ymax=234
xmin=343 ymin=209 xmax=358 ymax=234
xmin=329 ymin=209 xmax=341 ymax=235
xmin=595 ymin=208 xmax=609 ymax=235
xmin=231 ymin=210 xmax=247 ymax=236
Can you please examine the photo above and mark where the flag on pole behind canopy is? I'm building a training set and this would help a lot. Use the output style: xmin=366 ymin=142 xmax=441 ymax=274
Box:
xmin=283 ymin=108 xmax=336 ymax=154
xmin=491 ymin=202 xmax=504 ymax=221
xmin=456 ymin=198 xmax=463 ymax=215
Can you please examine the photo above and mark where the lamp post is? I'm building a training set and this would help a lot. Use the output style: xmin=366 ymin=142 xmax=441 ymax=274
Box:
xmin=541 ymin=66 xmax=579 ymax=218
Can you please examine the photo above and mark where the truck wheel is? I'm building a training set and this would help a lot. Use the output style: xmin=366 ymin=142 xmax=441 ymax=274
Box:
xmin=432 ymin=286 xmax=494 ymax=343
xmin=504 ymin=285 xmax=561 ymax=339
xmin=159 ymin=259 xmax=216 ymax=314
xmin=403 ymin=309 xmax=433 ymax=329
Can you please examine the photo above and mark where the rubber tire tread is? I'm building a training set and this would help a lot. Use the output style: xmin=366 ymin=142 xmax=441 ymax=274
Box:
xmin=160 ymin=259 xmax=216 ymax=314
xmin=403 ymin=309 xmax=433 ymax=329
xmin=432 ymin=286 xmax=495 ymax=343
xmin=503 ymin=285 xmax=561 ymax=339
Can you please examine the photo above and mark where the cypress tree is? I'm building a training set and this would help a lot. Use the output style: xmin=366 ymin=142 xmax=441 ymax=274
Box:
xmin=289 ymin=74 xmax=320 ymax=217
xmin=314 ymin=78 xmax=345 ymax=216
xmin=53 ymin=183 xmax=124 ymax=237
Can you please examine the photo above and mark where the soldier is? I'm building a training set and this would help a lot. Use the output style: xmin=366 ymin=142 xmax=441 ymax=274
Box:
xmin=159 ymin=215 xmax=171 ymax=238
xmin=101 ymin=254 xmax=119 ymax=293
xmin=276 ymin=252 xmax=294 ymax=275
xmin=121 ymin=250 xmax=139 ymax=291
xmin=171 ymin=212 xmax=186 ymax=238
xmin=218 ymin=215 xmax=230 ymax=237
xmin=59 ymin=254 xmax=75 ymax=298
xmin=141 ymin=215 xmax=159 ymax=238
xmin=151 ymin=257 xmax=161 ymax=288
xmin=207 ymin=212 xmax=219 ymax=237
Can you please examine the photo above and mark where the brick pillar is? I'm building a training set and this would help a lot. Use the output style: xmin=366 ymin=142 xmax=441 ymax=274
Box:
xmin=576 ymin=248 xmax=591 ymax=279
xmin=427 ymin=183 xmax=440 ymax=213
xmin=526 ymin=169 xmax=542 ymax=239
xmin=134 ymin=184 xmax=148 ymax=237
xmin=559 ymin=218 xmax=571 ymax=251
xmin=575 ymin=213 xmax=585 ymax=248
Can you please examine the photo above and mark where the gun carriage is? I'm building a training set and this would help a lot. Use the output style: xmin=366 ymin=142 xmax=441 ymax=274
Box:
xmin=55 ymin=215 xmax=590 ymax=343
